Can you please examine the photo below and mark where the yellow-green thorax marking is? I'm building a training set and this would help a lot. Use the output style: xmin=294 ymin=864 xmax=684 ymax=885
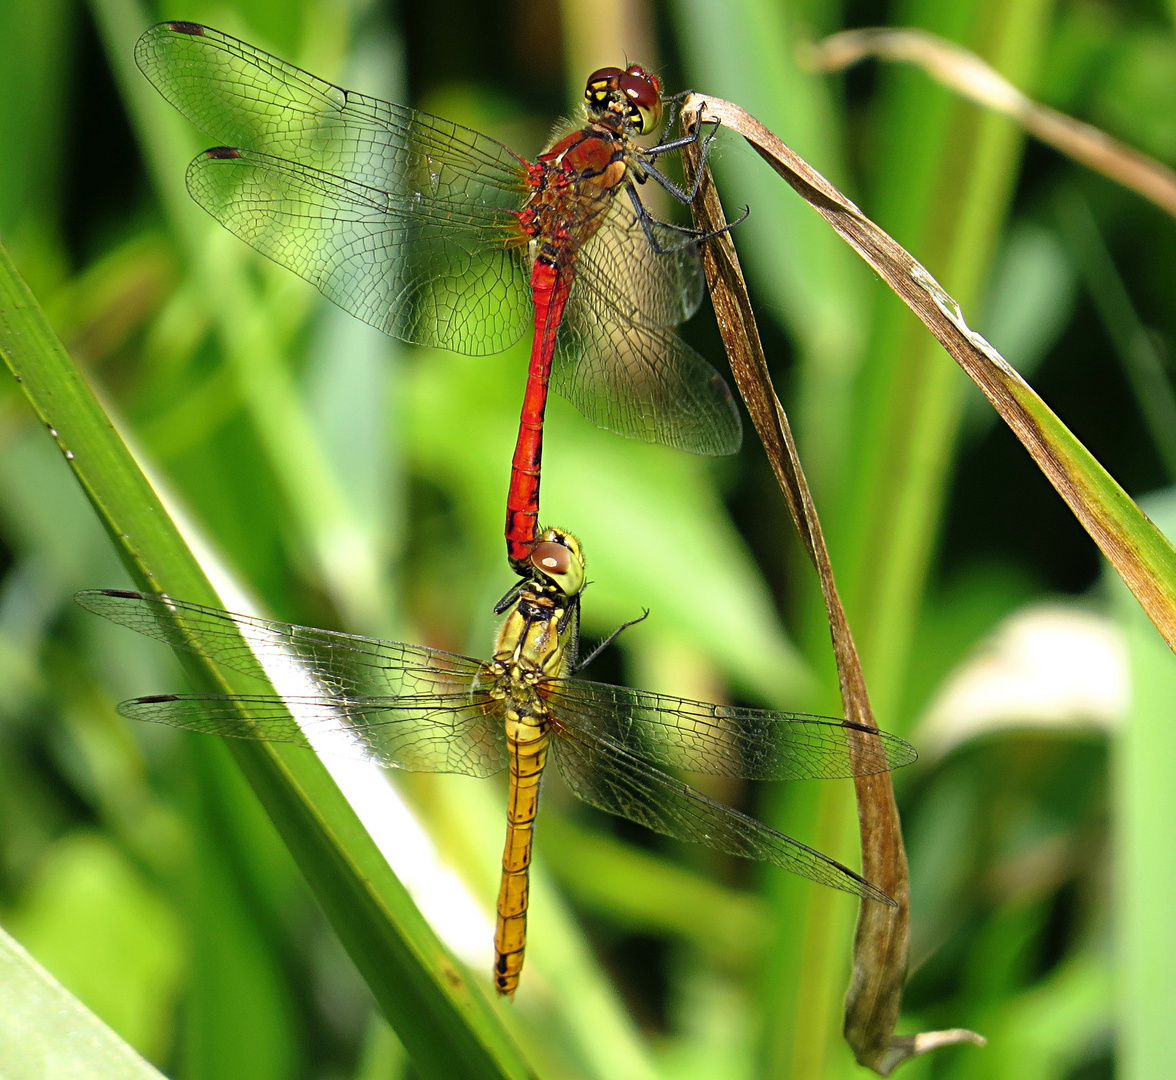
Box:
xmin=487 ymin=528 xmax=584 ymax=996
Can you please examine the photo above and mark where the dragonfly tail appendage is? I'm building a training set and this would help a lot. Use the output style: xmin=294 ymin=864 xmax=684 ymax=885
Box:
xmin=505 ymin=262 xmax=572 ymax=572
xmin=494 ymin=724 xmax=550 ymax=996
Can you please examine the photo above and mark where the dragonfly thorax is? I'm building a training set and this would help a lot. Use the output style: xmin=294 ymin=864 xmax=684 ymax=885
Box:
xmin=520 ymin=127 xmax=631 ymax=271
xmin=493 ymin=590 xmax=573 ymax=681
xmin=492 ymin=528 xmax=584 ymax=682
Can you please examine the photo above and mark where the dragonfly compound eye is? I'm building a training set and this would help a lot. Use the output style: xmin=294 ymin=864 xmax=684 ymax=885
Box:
xmin=530 ymin=536 xmax=586 ymax=597
xmin=583 ymin=66 xmax=624 ymax=114
xmin=620 ymin=66 xmax=663 ymax=133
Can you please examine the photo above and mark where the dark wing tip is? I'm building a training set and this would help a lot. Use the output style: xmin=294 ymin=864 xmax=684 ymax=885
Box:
xmin=74 ymin=587 xmax=144 ymax=609
xmin=135 ymin=23 xmax=213 ymax=85
xmin=840 ymin=719 xmax=919 ymax=770
xmin=136 ymin=694 xmax=181 ymax=704
xmin=204 ymin=146 xmax=244 ymax=160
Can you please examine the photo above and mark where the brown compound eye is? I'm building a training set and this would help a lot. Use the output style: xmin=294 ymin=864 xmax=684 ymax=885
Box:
xmin=620 ymin=65 xmax=663 ymax=133
xmin=531 ymin=541 xmax=572 ymax=577
xmin=529 ymin=533 xmax=586 ymax=597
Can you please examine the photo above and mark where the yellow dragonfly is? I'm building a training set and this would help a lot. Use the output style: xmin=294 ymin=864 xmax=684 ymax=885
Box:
xmin=76 ymin=529 xmax=916 ymax=996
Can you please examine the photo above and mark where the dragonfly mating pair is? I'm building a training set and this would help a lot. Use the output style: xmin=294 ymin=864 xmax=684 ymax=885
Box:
xmin=79 ymin=530 xmax=916 ymax=997
xmin=106 ymin=25 xmax=918 ymax=997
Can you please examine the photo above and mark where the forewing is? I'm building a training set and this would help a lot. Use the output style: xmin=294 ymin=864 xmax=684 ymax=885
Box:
xmin=136 ymin=23 xmax=531 ymax=353
xmin=135 ymin=23 xmax=528 ymax=201
xmin=554 ymin=199 xmax=740 ymax=455
xmin=75 ymin=590 xmax=484 ymax=700
xmin=551 ymin=729 xmax=893 ymax=904
xmin=543 ymin=677 xmax=917 ymax=780
xmin=119 ymin=693 xmax=505 ymax=777
xmin=187 ymin=149 xmax=528 ymax=353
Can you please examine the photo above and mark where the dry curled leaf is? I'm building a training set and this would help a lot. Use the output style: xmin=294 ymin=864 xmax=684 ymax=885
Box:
xmin=677 ymin=85 xmax=1176 ymax=1071
xmin=682 ymin=93 xmax=1176 ymax=659
xmin=679 ymin=103 xmax=961 ymax=1076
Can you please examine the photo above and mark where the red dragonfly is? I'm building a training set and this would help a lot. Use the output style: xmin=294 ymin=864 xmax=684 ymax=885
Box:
xmin=135 ymin=24 xmax=743 ymax=568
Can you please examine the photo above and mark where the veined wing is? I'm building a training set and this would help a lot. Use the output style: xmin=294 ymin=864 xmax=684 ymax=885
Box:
xmin=554 ymin=199 xmax=741 ymax=455
xmin=74 ymin=590 xmax=486 ymax=699
xmin=551 ymin=727 xmax=894 ymax=904
xmin=135 ymin=23 xmax=528 ymax=204
xmin=136 ymin=22 xmax=531 ymax=354
xmin=543 ymin=677 xmax=917 ymax=781
xmin=577 ymin=196 xmax=707 ymax=328
xmin=186 ymin=148 xmax=529 ymax=352
xmin=76 ymin=590 xmax=506 ymax=777
xmin=117 ymin=693 xmax=506 ymax=777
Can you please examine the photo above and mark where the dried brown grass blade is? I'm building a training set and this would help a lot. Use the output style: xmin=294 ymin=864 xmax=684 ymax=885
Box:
xmin=680 ymin=101 xmax=982 ymax=1075
xmin=682 ymin=93 xmax=1176 ymax=656
xmin=677 ymin=86 xmax=1176 ymax=1069
xmin=806 ymin=27 xmax=1176 ymax=220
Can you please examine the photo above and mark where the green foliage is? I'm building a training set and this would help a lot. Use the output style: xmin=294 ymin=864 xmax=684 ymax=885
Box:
xmin=1 ymin=0 xmax=1172 ymax=1076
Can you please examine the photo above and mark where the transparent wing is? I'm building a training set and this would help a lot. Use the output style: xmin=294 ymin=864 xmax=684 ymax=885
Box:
xmin=136 ymin=22 xmax=531 ymax=354
xmin=551 ymin=728 xmax=893 ymax=904
xmin=117 ymin=693 xmax=505 ymax=777
xmin=554 ymin=197 xmax=741 ymax=454
xmin=75 ymin=590 xmax=486 ymax=701
xmin=579 ymin=199 xmax=707 ymax=328
xmin=542 ymin=677 xmax=916 ymax=781
xmin=186 ymin=148 xmax=528 ymax=352
xmin=135 ymin=23 xmax=528 ymax=190
xmin=76 ymin=589 xmax=506 ymax=776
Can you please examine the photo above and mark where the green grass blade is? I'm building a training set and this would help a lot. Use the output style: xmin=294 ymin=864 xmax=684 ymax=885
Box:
xmin=1114 ymin=490 xmax=1176 ymax=1080
xmin=0 ymin=921 xmax=169 ymax=1080
xmin=689 ymin=1 xmax=1059 ymax=1075
xmin=1054 ymin=188 xmax=1176 ymax=481
xmin=0 ymin=240 xmax=532 ymax=1080
xmin=838 ymin=0 xmax=1058 ymax=721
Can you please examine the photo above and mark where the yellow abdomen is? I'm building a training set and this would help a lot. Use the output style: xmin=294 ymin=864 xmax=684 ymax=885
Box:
xmin=494 ymin=708 xmax=550 ymax=996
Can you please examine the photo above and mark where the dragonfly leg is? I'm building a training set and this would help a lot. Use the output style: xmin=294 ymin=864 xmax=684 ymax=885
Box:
xmin=574 ymin=609 xmax=650 ymax=673
xmin=625 ymin=184 xmax=749 ymax=256
xmin=651 ymin=89 xmax=717 ymax=150
xmin=494 ymin=578 xmax=528 ymax=614
xmin=652 ymin=93 xmax=691 ymax=150
xmin=646 ymin=117 xmax=719 ymax=161
xmin=640 ymin=117 xmax=723 ymax=204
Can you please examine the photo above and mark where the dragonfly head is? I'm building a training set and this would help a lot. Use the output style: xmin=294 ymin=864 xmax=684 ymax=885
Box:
xmin=583 ymin=65 xmax=664 ymax=135
xmin=527 ymin=528 xmax=585 ymax=600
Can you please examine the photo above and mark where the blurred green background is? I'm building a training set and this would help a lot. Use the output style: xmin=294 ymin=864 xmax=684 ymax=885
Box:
xmin=3 ymin=0 xmax=1176 ymax=1076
